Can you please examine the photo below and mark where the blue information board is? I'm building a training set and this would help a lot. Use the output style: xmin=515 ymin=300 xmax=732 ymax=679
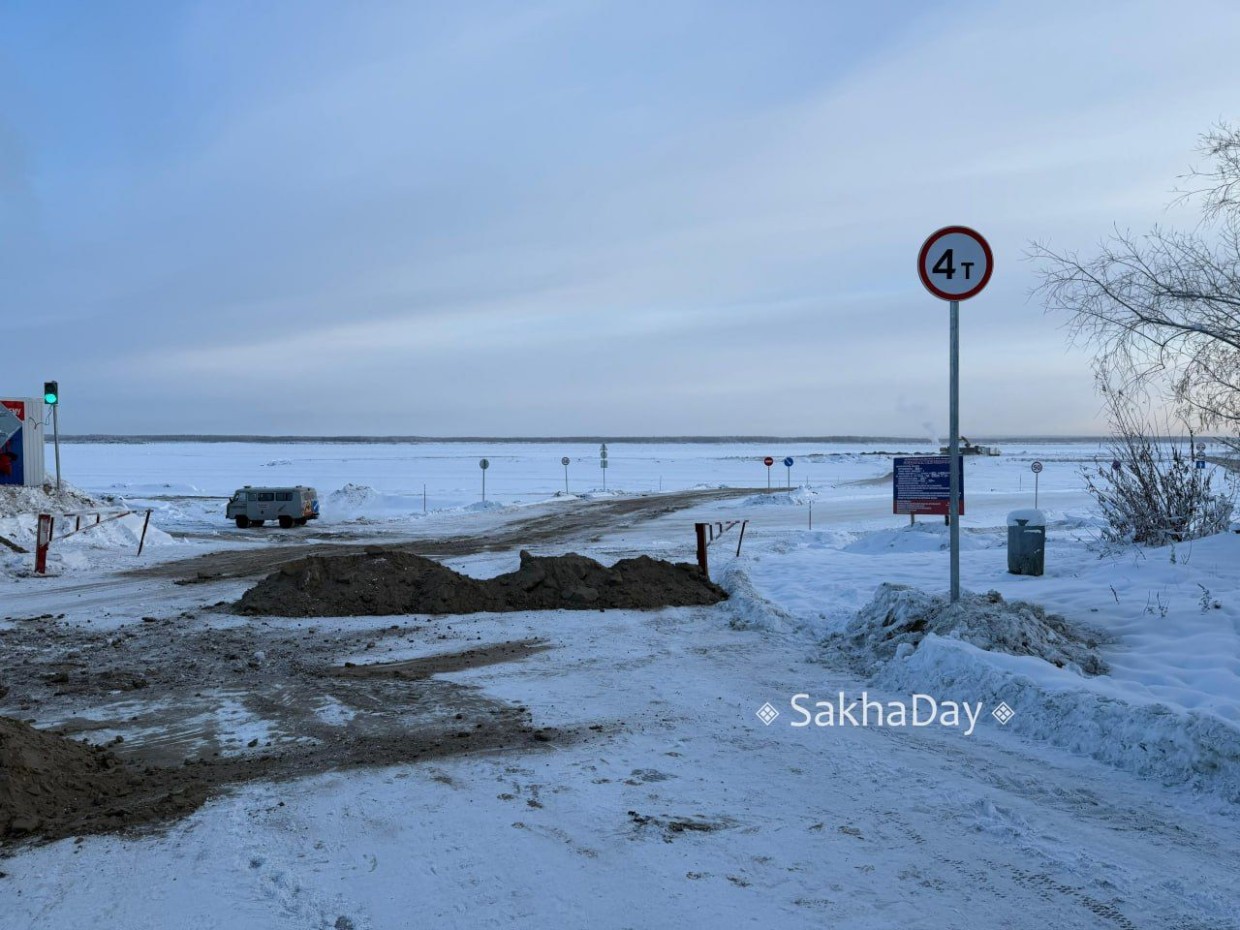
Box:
xmin=893 ymin=455 xmax=964 ymax=516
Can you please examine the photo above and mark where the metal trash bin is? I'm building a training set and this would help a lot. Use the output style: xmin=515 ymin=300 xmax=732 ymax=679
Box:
xmin=1007 ymin=509 xmax=1046 ymax=576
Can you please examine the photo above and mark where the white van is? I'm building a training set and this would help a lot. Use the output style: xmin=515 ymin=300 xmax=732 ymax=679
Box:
xmin=226 ymin=486 xmax=319 ymax=529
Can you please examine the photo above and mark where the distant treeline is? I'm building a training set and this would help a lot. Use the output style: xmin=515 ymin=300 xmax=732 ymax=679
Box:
xmin=58 ymin=434 xmax=1121 ymax=445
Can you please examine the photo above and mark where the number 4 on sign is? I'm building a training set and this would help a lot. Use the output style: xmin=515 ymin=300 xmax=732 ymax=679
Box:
xmin=932 ymin=249 xmax=978 ymax=281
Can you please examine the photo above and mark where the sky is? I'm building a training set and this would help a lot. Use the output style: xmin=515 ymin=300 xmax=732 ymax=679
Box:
xmin=3 ymin=0 xmax=1240 ymax=436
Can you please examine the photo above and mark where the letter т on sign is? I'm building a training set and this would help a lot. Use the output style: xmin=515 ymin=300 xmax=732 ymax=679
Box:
xmin=918 ymin=226 xmax=993 ymax=302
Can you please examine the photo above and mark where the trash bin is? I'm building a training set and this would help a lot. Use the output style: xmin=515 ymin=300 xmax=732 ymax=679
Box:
xmin=1007 ymin=509 xmax=1046 ymax=576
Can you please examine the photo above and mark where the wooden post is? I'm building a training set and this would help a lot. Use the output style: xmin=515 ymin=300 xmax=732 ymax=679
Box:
xmin=695 ymin=523 xmax=708 ymax=577
xmin=137 ymin=510 xmax=152 ymax=556
xmin=735 ymin=520 xmax=747 ymax=557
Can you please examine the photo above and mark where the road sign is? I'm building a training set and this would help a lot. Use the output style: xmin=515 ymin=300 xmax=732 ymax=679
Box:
xmin=918 ymin=226 xmax=993 ymax=302
xmin=893 ymin=456 xmax=965 ymax=516
xmin=763 ymin=456 xmax=773 ymax=467
xmin=1112 ymin=459 xmax=1122 ymax=471
xmin=479 ymin=458 xmax=489 ymax=470
xmin=561 ymin=457 xmax=570 ymax=466
xmin=600 ymin=459 xmax=608 ymax=468
xmin=918 ymin=225 xmax=991 ymax=605
xmin=783 ymin=457 xmax=794 ymax=468
xmin=1196 ymin=460 xmax=1207 ymax=469
xmin=1031 ymin=461 xmax=1043 ymax=474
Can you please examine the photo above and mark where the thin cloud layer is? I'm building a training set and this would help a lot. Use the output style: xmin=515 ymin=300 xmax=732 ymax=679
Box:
xmin=2 ymin=1 xmax=1237 ymax=434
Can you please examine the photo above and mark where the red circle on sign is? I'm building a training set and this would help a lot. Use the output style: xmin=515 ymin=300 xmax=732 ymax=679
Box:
xmin=917 ymin=225 xmax=993 ymax=302
xmin=763 ymin=456 xmax=774 ymax=467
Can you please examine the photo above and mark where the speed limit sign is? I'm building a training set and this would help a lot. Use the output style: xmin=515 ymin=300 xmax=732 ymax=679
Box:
xmin=918 ymin=226 xmax=993 ymax=301
xmin=1031 ymin=461 xmax=1043 ymax=474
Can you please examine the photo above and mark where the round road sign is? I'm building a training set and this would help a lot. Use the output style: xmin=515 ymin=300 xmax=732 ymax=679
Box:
xmin=783 ymin=457 xmax=794 ymax=468
xmin=918 ymin=226 xmax=993 ymax=301
xmin=479 ymin=458 xmax=489 ymax=470
xmin=561 ymin=456 xmax=570 ymax=466
xmin=763 ymin=456 xmax=774 ymax=467
xmin=1031 ymin=461 xmax=1043 ymax=474
xmin=1111 ymin=459 xmax=1122 ymax=471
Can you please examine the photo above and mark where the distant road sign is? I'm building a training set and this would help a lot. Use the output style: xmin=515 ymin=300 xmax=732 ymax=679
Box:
xmin=600 ymin=459 xmax=608 ymax=469
xmin=479 ymin=458 xmax=489 ymax=470
xmin=1196 ymin=459 xmax=1207 ymax=469
xmin=1031 ymin=461 xmax=1043 ymax=474
xmin=763 ymin=456 xmax=774 ymax=467
xmin=783 ymin=457 xmax=794 ymax=468
xmin=918 ymin=226 xmax=993 ymax=302
xmin=561 ymin=456 xmax=570 ymax=466
xmin=1112 ymin=459 xmax=1122 ymax=471
xmin=893 ymin=456 xmax=965 ymax=516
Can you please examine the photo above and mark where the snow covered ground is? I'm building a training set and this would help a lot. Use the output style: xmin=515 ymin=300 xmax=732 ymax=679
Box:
xmin=2 ymin=439 xmax=1238 ymax=928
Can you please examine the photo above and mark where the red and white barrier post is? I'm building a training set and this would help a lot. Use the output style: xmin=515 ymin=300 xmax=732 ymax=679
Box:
xmin=35 ymin=514 xmax=54 ymax=575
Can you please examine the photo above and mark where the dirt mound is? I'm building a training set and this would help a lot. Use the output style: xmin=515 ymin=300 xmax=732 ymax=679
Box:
xmin=236 ymin=549 xmax=727 ymax=617
xmin=0 ymin=716 xmax=206 ymax=843
xmin=829 ymin=584 xmax=1110 ymax=676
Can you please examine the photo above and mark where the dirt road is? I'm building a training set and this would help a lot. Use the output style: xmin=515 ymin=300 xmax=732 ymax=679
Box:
xmin=127 ymin=486 xmax=768 ymax=583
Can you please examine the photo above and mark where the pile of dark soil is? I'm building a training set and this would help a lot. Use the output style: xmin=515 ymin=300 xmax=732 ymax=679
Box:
xmin=0 ymin=716 xmax=206 ymax=843
xmin=236 ymin=549 xmax=727 ymax=617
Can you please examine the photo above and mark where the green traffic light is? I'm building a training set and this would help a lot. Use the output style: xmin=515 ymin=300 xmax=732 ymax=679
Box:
xmin=44 ymin=392 xmax=58 ymax=405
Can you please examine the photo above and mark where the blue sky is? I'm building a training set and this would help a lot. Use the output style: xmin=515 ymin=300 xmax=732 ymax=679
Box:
xmin=3 ymin=1 xmax=1240 ymax=435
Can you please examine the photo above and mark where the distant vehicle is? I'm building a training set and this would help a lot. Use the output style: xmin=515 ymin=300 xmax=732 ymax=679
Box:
xmin=226 ymin=486 xmax=319 ymax=528
xmin=939 ymin=436 xmax=1001 ymax=456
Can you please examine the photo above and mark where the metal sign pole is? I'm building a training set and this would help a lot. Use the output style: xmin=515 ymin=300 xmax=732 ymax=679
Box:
xmin=949 ymin=300 xmax=960 ymax=603
xmin=1034 ymin=472 xmax=1039 ymax=509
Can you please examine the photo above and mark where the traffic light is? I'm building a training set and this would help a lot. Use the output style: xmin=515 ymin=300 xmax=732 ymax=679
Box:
xmin=43 ymin=381 xmax=59 ymax=406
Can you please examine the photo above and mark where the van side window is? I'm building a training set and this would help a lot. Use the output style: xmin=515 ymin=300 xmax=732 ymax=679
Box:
xmin=275 ymin=492 xmax=292 ymax=502
xmin=247 ymin=492 xmax=259 ymax=502
xmin=258 ymin=493 xmax=275 ymax=502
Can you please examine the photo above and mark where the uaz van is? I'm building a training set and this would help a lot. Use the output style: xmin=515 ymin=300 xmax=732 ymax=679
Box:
xmin=226 ymin=486 xmax=319 ymax=528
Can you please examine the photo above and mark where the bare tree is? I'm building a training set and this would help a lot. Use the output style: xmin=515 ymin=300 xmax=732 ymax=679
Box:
xmin=1031 ymin=124 xmax=1240 ymax=435
xmin=1083 ymin=379 xmax=1233 ymax=547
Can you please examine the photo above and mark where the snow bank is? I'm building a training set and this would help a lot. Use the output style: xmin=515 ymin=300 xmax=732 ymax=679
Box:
xmin=739 ymin=487 xmax=819 ymax=507
xmin=832 ymin=584 xmax=1110 ymax=676
xmin=878 ymin=634 xmax=1240 ymax=802
xmin=325 ymin=483 xmax=425 ymax=521
xmin=0 ymin=484 xmax=176 ymax=576
xmin=837 ymin=584 xmax=1240 ymax=802
xmin=842 ymin=523 xmax=1003 ymax=554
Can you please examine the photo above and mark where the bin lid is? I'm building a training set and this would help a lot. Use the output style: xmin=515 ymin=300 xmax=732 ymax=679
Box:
xmin=1007 ymin=508 xmax=1046 ymax=527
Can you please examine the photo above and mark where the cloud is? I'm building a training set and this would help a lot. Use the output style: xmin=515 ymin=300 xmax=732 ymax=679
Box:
xmin=3 ymin=0 xmax=1238 ymax=433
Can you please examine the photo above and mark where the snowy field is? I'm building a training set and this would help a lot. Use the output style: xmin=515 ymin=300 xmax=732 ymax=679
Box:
xmin=2 ymin=438 xmax=1239 ymax=929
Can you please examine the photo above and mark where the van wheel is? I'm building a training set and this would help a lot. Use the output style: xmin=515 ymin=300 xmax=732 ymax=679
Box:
xmin=235 ymin=516 xmax=250 ymax=529
xmin=278 ymin=516 xmax=294 ymax=529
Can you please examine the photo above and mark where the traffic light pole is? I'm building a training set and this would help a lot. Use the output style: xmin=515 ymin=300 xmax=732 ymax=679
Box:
xmin=52 ymin=403 xmax=61 ymax=491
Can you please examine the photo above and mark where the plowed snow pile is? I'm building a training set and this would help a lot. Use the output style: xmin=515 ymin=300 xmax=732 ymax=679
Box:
xmin=0 ymin=716 xmax=206 ymax=842
xmin=236 ymin=549 xmax=727 ymax=617
xmin=831 ymin=583 xmax=1110 ymax=676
